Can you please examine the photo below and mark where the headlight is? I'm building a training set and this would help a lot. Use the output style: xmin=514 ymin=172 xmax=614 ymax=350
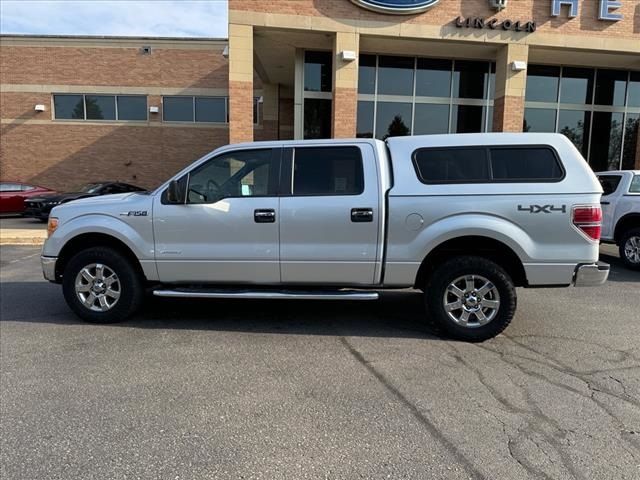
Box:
xmin=47 ymin=217 xmax=59 ymax=237
xmin=46 ymin=201 xmax=61 ymax=206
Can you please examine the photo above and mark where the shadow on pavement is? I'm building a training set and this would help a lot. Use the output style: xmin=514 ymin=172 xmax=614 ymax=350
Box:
xmin=0 ymin=283 xmax=445 ymax=340
xmin=599 ymin=253 xmax=640 ymax=282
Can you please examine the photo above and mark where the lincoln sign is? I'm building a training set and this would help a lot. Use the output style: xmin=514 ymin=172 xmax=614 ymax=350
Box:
xmin=455 ymin=16 xmax=537 ymax=33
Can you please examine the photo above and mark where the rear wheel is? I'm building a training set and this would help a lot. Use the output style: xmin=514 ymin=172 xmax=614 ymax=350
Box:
xmin=619 ymin=228 xmax=640 ymax=270
xmin=425 ymin=256 xmax=517 ymax=342
xmin=62 ymin=247 xmax=143 ymax=323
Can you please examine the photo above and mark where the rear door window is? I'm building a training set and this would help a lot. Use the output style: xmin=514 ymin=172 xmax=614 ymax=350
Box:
xmin=291 ymin=146 xmax=364 ymax=195
xmin=490 ymin=147 xmax=564 ymax=181
xmin=598 ymin=175 xmax=623 ymax=196
xmin=413 ymin=148 xmax=489 ymax=183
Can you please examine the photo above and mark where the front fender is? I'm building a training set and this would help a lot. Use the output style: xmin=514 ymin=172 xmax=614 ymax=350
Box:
xmin=42 ymin=213 xmax=154 ymax=261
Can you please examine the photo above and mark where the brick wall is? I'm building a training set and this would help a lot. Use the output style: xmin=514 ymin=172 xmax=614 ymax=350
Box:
xmin=229 ymin=0 xmax=639 ymax=38
xmin=0 ymin=39 xmax=231 ymax=190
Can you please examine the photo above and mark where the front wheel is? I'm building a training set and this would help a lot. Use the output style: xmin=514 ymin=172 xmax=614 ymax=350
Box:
xmin=62 ymin=247 xmax=143 ymax=323
xmin=619 ymin=228 xmax=640 ymax=270
xmin=425 ymin=256 xmax=517 ymax=342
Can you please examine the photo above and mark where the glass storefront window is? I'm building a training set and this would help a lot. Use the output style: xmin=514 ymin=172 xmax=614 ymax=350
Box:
xmin=590 ymin=112 xmax=624 ymax=171
xmin=414 ymin=104 xmax=449 ymax=135
xmin=358 ymin=55 xmax=376 ymax=95
xmin=304 ymin=51 xmax=332 ymax=93
xmin=595 ymin=70 xmax=627 ymax=107
xmin=558 ymin=110 xmax=591 ymax=157
xmin=452 ymin=60 xmax=487 ymax=100
xmin=375 ymin=102 xmax=412 ymax=139
xmin=377 ymin=55 xmax=414 ymax=96
xmin=560 ymin=68 xmax=594 ymax=105
xmin=303 ymin=98 xmax=332 ymax=139
xmin=622 ymin=113 xmax=639 ymax=170
xmin=525 ymin=65 xmax=560 ymax=103
xmin=356 ymin=101 xmax=374 ymax=138
xmin=451 ymin=105 xmax=484 ymax=133
xmin=415 ymin=59 xmax=452 ymax=98
xmin=628 ymin=72 xmax=640 ymax=108
xmin=524 ymin=108 xmax=556 ymax=132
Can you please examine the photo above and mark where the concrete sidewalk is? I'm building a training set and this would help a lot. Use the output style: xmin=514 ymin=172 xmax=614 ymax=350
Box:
xmin=0 ymin=217 xmax=47 ymax=245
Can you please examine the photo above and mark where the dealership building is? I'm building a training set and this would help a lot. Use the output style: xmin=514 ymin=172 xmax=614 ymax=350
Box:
xmin=1 ymin=0 xmax=639 ymax=190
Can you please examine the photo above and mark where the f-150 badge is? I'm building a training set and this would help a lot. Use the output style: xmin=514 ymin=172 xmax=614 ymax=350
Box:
xmin=518 ymin=205 xmax=567 ymax=214
xmin=120 ymin=211 xmax=148 ymax=216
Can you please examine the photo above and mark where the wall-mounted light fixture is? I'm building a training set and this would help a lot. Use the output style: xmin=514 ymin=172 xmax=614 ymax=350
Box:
xmin=511 ymin=60 xmax=527 ymax=71
xmin=34 ymin=104 xmax=46 ymax=112
xmin=149 ymin=106 xmax=159 ymax=114
xmin=489 ymin=0 xmax=508 ymax=11
xmin=340 ymin=50 xmax=357 ymax=62
xmin=222 ymin=45 xmax=229 ymax=58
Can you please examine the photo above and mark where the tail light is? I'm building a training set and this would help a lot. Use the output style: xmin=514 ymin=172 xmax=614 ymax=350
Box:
xmin=572 ymin=206 xmax=602 ymax=241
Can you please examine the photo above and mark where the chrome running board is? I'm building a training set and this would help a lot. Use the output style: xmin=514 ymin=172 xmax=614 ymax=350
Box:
xmin=153 ymin=288 xmax=379 ymax=301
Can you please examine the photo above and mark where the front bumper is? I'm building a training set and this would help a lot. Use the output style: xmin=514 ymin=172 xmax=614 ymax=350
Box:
xmin=573 ymin=261 xmax=609 ymax=287
xmin=41 ymin=256 xmax=58 ymax=282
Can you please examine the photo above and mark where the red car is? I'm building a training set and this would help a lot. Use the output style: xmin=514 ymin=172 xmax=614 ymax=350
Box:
xmin=0 ymin=182 xmax=56 ymax=215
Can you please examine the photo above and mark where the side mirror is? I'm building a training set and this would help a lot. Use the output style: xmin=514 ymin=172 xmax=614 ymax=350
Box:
xmin=166 ymin=180 xmax=182 ymax=204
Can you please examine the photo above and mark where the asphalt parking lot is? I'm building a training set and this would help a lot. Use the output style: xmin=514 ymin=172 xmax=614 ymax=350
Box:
xmin=1 ymin=245 xmax=639 ymax=480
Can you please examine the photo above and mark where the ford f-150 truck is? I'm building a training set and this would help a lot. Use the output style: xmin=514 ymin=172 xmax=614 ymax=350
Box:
xmin=42 ymin=133 xmax=609 ymax=341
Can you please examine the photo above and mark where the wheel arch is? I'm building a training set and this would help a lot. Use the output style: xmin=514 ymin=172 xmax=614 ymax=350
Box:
xmin=55 ymin=233 xmax=146 ymax=283
xmin=614 ymin=213 xmax=640 ymax=243
xmin=414 ymin=235 xmax=527 ymax=289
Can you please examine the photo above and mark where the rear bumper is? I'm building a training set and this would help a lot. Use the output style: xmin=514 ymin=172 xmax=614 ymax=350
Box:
xmin=41 ymin=256 xmax=58 ymax=282
xmin=573 ymin=261 xmax=609 ymax=287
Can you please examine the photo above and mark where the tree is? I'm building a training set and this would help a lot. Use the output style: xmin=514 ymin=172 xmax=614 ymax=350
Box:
xmin=384 ymin=115 xmax=410 ymax=139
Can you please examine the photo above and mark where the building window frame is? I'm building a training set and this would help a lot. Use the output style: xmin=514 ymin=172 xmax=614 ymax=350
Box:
xmin=356 ymin=54 xmax=495 ymax=139
xmin=163 ymin=95 xmax=228 ymax=124
xmin=525 ymin=66 xmax=640 ymax=170
xmin=52 ymin=93 xmax=148 ymax=122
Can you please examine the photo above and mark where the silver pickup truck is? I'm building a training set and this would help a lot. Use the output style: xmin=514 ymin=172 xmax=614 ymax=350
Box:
xmin=42 ymin=133 xmax=608 ymax=341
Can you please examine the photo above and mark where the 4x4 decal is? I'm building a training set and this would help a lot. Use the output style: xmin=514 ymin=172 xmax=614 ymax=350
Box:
xmin=518 ymin=204 xmax=567 ymax=214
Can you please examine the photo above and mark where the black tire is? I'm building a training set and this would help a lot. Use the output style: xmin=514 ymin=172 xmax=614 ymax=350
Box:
xmin=424 ymin=256 xmax=517 ymax=342
xmin=619 ymin=228 xmax=640 ymax=271
xmin=62 ymin=247 xmax=143 ymax=323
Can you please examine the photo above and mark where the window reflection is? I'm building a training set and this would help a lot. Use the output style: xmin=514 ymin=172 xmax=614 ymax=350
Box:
xmin=560 ymin=68 xmax=593 ymax=105
xmin=558 ymin=110 xmax=591 ymax=157
xmin=451 ymin=105 xmax=484 ymax=133
xmin=375 ymin=102 xmax=412 ymax=139
xmin=358 ymin=55 xmax=376 ymax=95
xmin=525 ymin=65 xmax=560 ymax=103
xmin=590 ymin=112 xmax=624 ymax=171
xmin=524 ymin=108 xmax=556 ymax=132
xmin=622 ymin=114 xmax=639 ymax=170
xmin=304 ymin=51 xmax=332 ymax=93
xmin=595 ymin=70 xmax=627 ymax=107
xmin=377 ymin=56 xmax=414 ymax=96
xmin=452 ymin=61 xmax=487 ymax=100
xmin=416 ymin=59 xmax=451 ymax=98
xmin=303 ymin=98 xmax=331 ymax=139
xmin=414 ymin=104 xmax=449 ymax=135
xmin=628 ymin=72 xmax=640 ymax=108
xmin=356 ymin=101 xmax=374 ymax=138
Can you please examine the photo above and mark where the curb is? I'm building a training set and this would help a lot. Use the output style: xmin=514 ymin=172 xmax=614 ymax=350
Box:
xmin=0 ymin=237 xmax=46 ymax=246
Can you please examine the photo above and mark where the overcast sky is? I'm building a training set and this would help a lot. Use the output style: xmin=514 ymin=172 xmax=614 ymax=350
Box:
xmin=0 ymin=0 xmax=228 ymax=38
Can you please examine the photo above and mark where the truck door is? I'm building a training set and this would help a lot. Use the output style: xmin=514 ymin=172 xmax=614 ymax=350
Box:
xmin=598 ymin=174 xmax=622 ymax=239
xmin=152 ymin=148 xmax=281 ymax=283
xmin=279 ymin=144 xmax=381 ymax=285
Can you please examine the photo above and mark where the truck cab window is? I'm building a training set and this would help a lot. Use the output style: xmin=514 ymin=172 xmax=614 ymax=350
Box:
xmin=598 ymin=175 xmax=622 ymax=196
xmin=292 ymin=146 xmax=364 ymax=196
xmin=187 ymin=149 xmax=273 ymax=204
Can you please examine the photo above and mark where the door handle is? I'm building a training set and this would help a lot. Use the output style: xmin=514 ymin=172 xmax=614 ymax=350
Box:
xmin=254 ymin=209 xmax=276 ymax=223
xmin=351 ymin=208 xmax=374 ymax=223
xmin=600 ymin=201 xmax=610 ymax=205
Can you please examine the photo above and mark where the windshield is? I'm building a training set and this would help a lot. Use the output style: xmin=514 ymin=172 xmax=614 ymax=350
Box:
xmin=77 ymin=183 xmax=105 ymax=193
